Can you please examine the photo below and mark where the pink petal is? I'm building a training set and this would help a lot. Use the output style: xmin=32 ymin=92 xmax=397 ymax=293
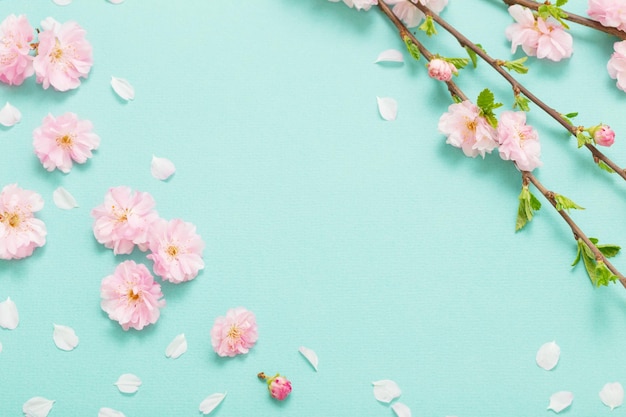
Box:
xmin=151 ymin=155 xmax=176 ymax=180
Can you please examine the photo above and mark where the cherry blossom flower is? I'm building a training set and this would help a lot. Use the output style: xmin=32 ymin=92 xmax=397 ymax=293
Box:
xmin=100 ymin=260 xmax=165 ymax=331
xmin=328 ymin=0 xmax=378 ymax=11
xmin=590 ymin=124 xmax=616 ymax=147
xmin=588 ymin=0 xmax=626 ymax=31
xmin=146 ymin=218 xmax=205 ymax=283
xmin=427 ymin=58 xmax=457 ymax=81
xmin=438 ymin=100 xmax=498 ymax=158
xmin=91 ymin=186 xmax=159 ymax=255
xmin=211 ymin=307 xmax=258 ymax=357
xmin=33 ymin=17 xmax=93 ymax=91
xmin=0 ymin=14 xmax=34 ymax=86
xmin=386 ymin=0 xmax=448 ymax=28
xmin=608 ymin=40 xmax=626 ymax=92
xmin=496 ymin=111 xmax=542 ymax=171
xmin=0 ymin=184 xmax=46 ymax=260
xmin=258 ymin=372 xmax=292 ymax=401
xmin=32 ymin=112 xmax=100 ymax=173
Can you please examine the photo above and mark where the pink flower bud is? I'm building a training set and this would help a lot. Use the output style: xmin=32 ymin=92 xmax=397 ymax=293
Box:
xmin=427 ymin=59 xmax=457 ymax=82
xmin=258 ymin=372 xmax=292 ymax=401
xmin=594 ymin=125 xmax=615 ymax=147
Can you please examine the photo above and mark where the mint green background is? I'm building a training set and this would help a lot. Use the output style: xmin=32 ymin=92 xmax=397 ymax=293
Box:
xmin=1 ymin=1 xmax=626 ymax=416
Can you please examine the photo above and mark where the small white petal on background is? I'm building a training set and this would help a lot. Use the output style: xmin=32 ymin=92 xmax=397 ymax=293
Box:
xmin=53 ymin=187 xmax=78 ymax=210
xmin=111 ymin=76 xmax=135 ymax=100
xmin=536 ymin=341 xmax=560 ymax=370
xmin=374 ymin=49 xmax=404 ymax=64
xmin=53 ymin=324 xmax=79 ymax=351
xmin=98 ymin=407 xmax=126 ymax=417
xmin=22 ymin=397 xmax=55 ymax=417
xmin=391 ymin=402 xmax=412 ymax=417
xmin=0 ymin=341 xmax=3 ymax=353
xmin=0 ymin=297 xmax=19 ymax=329
xmin=298 ymin=346 xmax=318 ymax=371
xmin=199 ymin=392 xmax=227 ymax=415
xmin=52 ymin=0 xmax=72 ymax=5
xmin=0 ymin=102 xmax=21 ymax=127
xmin=600 ymin=382 xmax=624 ymax=410
xmin=376 ymin=97 xmax=398 ymax=121
xmin=165 ymin=333 xmax=187 ymax=359
xmin=114 ymin=373 xmax=142 ymax=394
xmin=547 ymin=391 xmax=573 ymax=413
xmin=107 ymin=0 xmax=125 ymax=3
xmin=372 ymin=379 xmax=401 ymax=403
xmin=151 ymin=155 xmax=176 ymax=180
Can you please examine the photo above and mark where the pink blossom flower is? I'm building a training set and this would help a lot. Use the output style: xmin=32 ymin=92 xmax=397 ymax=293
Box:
xmin=496 ymin=111 xmax=542 ymax=171
xmin=386 ymin=0 xmax=448 ymax=28
xmin=0 ymin=184 xmax=46 ymax=260
xmin=100 ymin=260 xmax=165 ymax=331
xmin=146 ymin=218 xmax=205 ymax=283
xmin=593 ymin=125 xmax=616 ymax=147
xmin=588 ymin=0 xmax=626 ymax=31
xmin=0 ymin=14 xmax=34 ymax=86
xmin=32 ymin=112 xmax=100 ymax=173
xmin=438 ymin=100 xmax=498 ymax=158
xmin=428 ymin=58 xmax=457 ymax=81
xmin=91 ymin=186 xmax=159 ymax=255
xmin=608 ymin=40 xmax=626 ymax=92
xmin=33 ymin=18 xmax=93 ymax=91
xmin=258 ymin=373 xmax=292 ymax=401
xmin=328 ymin=0 xmax=378 ymax=11
xmin=211 ymin=307 xmax=258 ymax=357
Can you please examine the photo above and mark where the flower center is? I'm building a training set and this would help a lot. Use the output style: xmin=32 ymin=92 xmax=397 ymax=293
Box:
xmin=1 ymin=212 xmax=22 ymax=228
xmin=227 ymin=324 xmax=242 ymax=342
xmin=56 ymin=134 xmax=73 ymax=148
xmin=166 ymin=245 xmax=179 ymax=258
xmin=465 ymin=119 xmax=477 ymax=133
xmin=127 ymin=288 xmax=141 ymax=302
xmin=50 ymin=39 xmax=64 ymax=63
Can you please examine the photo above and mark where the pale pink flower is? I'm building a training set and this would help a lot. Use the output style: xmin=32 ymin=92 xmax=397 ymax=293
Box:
xmin=0 ymin=184 xmax=46 ymax=260
xmin=146 ymin=218 xmax=205 ymax=283
xmin=328 ymin=0 xmax=378 ymax=11
xmin=33 ymin=17 xmax=93 ymax=91
xmin=438 ymin=100 xmax=498 ymax=158
xmin=593 ymin=125 xmax=616 ymax=147
xmin=258 ymin=373 xmax=292 ymax=401
xmin=32 ymin=112 xmax=100 ymax=173
xmin=497 ymin=111 xmax=542 ymax=171
xmin=0 ymin=14 xmax=34 ymax=86
xmin=428 ymin=58 xmax=456 ymax=81
xmin=100 ymin=260 xmax=165 ymax=331
xmin=91 ymin=186 xmax=159 ymax=255
xmin=588 ymin=0 xmax=626 ymax=31
xmin=211 ymin=307 xmax=258 ymax=357
xmin=608 ymin=40 xmax=626 ymax=92
xmin=386 ymin=0 xmax=448 ymax=28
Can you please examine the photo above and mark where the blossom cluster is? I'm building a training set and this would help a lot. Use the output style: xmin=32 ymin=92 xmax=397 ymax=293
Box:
xmin=387 ymin=0 xmax=448 ymax=28
xmin=0 ymin=184 xmax=47 ymax=260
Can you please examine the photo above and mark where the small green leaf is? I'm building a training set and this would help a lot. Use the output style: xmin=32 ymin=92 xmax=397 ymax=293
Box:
xmin=571 ymin=244 xmax=581 ymax=266
xmin=573 ymin=238 xmax=621 ymax=286
xmin=556 ymin=0 xmax=568 ymax=7
xmin=554 ymin=194 xmax=584 ymax=212
xmin=403 ymin=36 xmax=421 ymax=61
xmin=418 ymin=15 xmax=437 ymax=36
xmin=452 ymin=95 xmax=463 ymax=104
xmin=465 ymin=46 xmax=478 ymax=68
xmin=598 ymin=160 xmax=615 ymax=174
xmin=576 ymin=132 xmax=589 ymax=148
xmin=597 ymin=244 xmax=621 ymax=258
xmin=516 ymin=186 xmax=541 ymax=231
xmin=594 ymin=261 xmax=617 ymax=287
xmin=444 ymin=57 xmax=469 ymax=70
xmin=564 ymin=112 xmax=578 ymax=119
xmin=513 ymin=95 xmax=530 ymax=112
xmin=501 ymin=57 xmax=529 ymax=74
xmin=476 ymin=88 xmax=502 ymax=128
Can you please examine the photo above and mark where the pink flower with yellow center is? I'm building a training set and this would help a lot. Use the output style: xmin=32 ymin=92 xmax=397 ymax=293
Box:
xmin=211 ymin=307 xmax=258 ymax=357
xmin=0 ymin=14 xmax=34 ymax=86
xmin=438 ymin=100 xmax=498 ymax=158
xmin=0 ymin=184 xmax=46 ymax=260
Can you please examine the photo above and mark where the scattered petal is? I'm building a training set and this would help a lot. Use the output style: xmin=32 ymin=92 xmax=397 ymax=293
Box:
xmin=151 ymin=155 xmax=176 ymax=180
xmin=0 ymin=297 xmax=19 ymax=329
xmin=548 ymin=391 xmax=574 ymax=413
xmin=53 ymin=324 xmax=79 ymax=351
xmin=391 ymin=402 xmax=412 ymax=417
xmin=199 ymin=392 xmax=227 ymax=415
xmin=98 ymin=407 xmax=125 ymax=417
xmin=22 ymin=397 xmax=54 ymax=417
xmin=298 ymin=346 xmax=319 ymax=371
xmin=52 ymin=187 xmax=78 ymax=210
xmin=52 ymin=0 xmax=72 ymax=5
xmin=374 ymin=49 xmax=404 ymax=64
xmin=376 ymin=96 xmax=397 ymax=121
xmin=372 ymin=379 xmax=401 ymax=403
xmin=165 ymin=333 xmax=187 ymax=359
xmin=107 ymin=0 xmax=125 ymax=3
xmin=0 ymin=341 xmax=3 ymax=353
xmin=0 ymin=102 xmax=21 ymax=127
xmin=114 ymin=373 xmax=142 ymax=394
xmin=536 ymin=341 xmax=560 ymax=370
xmin=600 ymin=382 xmax=624 ymax=410
xmin=111 ymin=76 xmax=135 ymax=100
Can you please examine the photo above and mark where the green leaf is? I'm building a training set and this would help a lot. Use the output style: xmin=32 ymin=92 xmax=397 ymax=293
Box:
xmin=418 ymin=15 xmax=437 ymax=36
xmin=444 ymin=57 xmax=469 ymax=71
xmin=554 ymin=194 xmax=584 ymax=212
xmin=513 ymin=95 xmax=530 ymax=112
xmin=571 ymin=243 xmax=581 ymax=266
xmin=573 ymin=238 xmax=621 ymax=287
xmin=537 ymin=4 xmax=570 ymax=29
xmin=465 ymin=46 xmax=478 ymax=68
xmin=556 ymin=0 xmax=568 ymax=7
xmin=516 ymin=186 xmax=541 ymax=231
xmin=501 ymin=57 xmax=529 ymax=74
xmin=594 ymin=261 xmax=618 ymax=287
xmin=403 ymin=36 xmax=421 ymax=61
xmin=452 ymin=95 xmax=463 ymax=104
xmin=576 ymin=132 xmax=589 ymax=148
xmin=476 ymin=88 xmax=502 ymax=128
xmin=597 ymin=244 xmax=621 ymax=258
xmin=598 ymin=160 xmax=615 ymax=174
xmin=564 ymin=112 xmax=578 ymax=119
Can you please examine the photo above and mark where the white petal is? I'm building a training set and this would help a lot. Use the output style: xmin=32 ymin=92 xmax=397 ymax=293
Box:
xmin=377 ymin=97 xmax=398 ymax=121
xmin=0 ymin=297 xmax=19 ymax=329
xmin=0 ymin=341 xmax=3 ymax=353
xmin=372 ymin=379 xmax=402 ymax=403
xmin=111 ymin=76 xmax=135 ymax=100
xmin=114 ymin=373 xmax=142 ymax=394
xmin=107 ymin=0 xmax=125 ymax=3
xmin=298 ymin=346 xmax=319 ymax=371
xmin=98 ymin=407 xmax=126 ymax=417
xmin=547 ymin=391 xmax=574 ymax=413
xmin=0 ymin=102 xmax=21 ymax=127
xmin=600 ymin=382 xmax=624 ymax=410
xmin=151 ymin=155 xmax=176 ymax=180
xmin=22 ymin=397 xmax=54 ymax=417
xmin=53 ymin=324 xmax=79 ymax=351
xmin=374 ymin=49 xmax=404 ymax=64
xmin=199 ymin=392 xmax=227 ymax=415
xmin=53 ymin=187 xmax=78 ymax=210
xmin=536 ymin=341 xmax=560 ymax=370
xmin=165 ymin=333 xmax=187 ymax=359
xmin=52 ymin=0 xmax=72 ymax=5
xmin=391 ymin=402 xmax=412 ymax=417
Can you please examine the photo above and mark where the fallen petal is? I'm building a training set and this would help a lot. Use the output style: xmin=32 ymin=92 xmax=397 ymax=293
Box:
xmin=0 ymin=341 xmax=3 ymax=353
xmin=23 ymin=397 xmax=54 ymax=417
xmin=111 ymin=76 xmax=135 ymax=100
xmin=98 ymin=407 xmax=126 ymax=417
xmin=377 ymin=97 xmax=397 ymax=121
xmin=547 ymin=391 xmax=573 ymax=413
xmin=52 ymin=0 xmax=72 ymax=5
xmin=199 ymin=392 xmax=227 ymax=415
xmin=0 ymin=102 xmax=21 ymax=127
xmin=375 ymin=49 xmax=404 ymax=64
xmin=600 ymin=382 xmax=624 ymax=410
xmin=391 ymin=402 xmax=412 ymax=417
xmin=53 ymin=187 xmax=78 ymax=210
xmin=0 ymin=297 xmax=19 ymax=329
xmin=114 ymin=373 xmax=142 ymax=394
xmin=107 ymin=0 xmax=125 ymax=3
xmin=165 ymin=333 xmax=187 ymax=359
xmin=151 ymin=155 xmax=176 ymax=180
xmin=372 ymin=379 xmax=401 ymax=403
xmin=298 ymin=346 xmax=319 ymax=371
xmin=536 ymin=341 xmax=560 ymax=370
xmin=53 ymin=324 xmax=79 ymax=351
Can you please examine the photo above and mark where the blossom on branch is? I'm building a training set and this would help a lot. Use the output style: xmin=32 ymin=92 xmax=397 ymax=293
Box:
xmin=0 ymin=184 xmax=46 ymax=260
xmin=497 ymin=111 xmax=542 ymax=171
xmin=328 ymin=0 xmax=378 ymax=11
xmin=588 ymin=0 xmax=626 ymax=31
xmin=0 ymin=15 xmax=34 ymax=86
xmin=438 ymin=100 xmax=498 ymax=158
xmin=386 ymin=0 xmax=448 ymax=28
xmin=607 ymin=40 xmax=626 ymax=92
xmin=427 ymin=58 xmax=457 ymax=81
